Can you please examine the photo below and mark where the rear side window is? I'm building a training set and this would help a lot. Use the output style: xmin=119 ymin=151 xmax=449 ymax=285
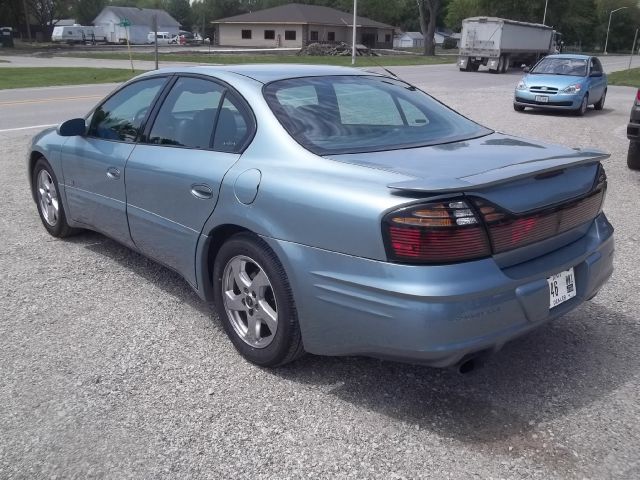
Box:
xmin=148 ymin=77 xmax=224 ymax=149
xmin=88 ymin=77 xmax=166 ymax=142
xmin=264 ymin=75 xmax=490 ymax=155
xmin=148 ymin=76 xmax=253 ymax=153
xmin=213 ymin=95 xmax=251 ymax=153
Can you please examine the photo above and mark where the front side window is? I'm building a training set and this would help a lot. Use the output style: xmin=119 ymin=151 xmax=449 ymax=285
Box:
xmin=531 ymin=57 xmax=588 ymax=76
xmin=88 ymin=77 xmax=166 ymax=142
xmin=148 ymin=77 xmax=224 ymax=149
xmin=285 ymin=30 xmax=296 ymax=41
xmin=590 ymin=58 xmax=603 ymax=74
xmin=241 ymin=29 xmax=251 ymax=39
xmin=264 ymin=75 xmax=490 ymax=155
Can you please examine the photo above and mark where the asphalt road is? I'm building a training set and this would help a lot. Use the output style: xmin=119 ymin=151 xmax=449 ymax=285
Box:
xmin=1 ymin=64 xmax=639 ymax=479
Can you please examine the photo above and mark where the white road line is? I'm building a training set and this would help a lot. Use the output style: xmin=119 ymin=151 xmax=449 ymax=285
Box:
xmin=0 ymin=124 xmax=56 ymax=133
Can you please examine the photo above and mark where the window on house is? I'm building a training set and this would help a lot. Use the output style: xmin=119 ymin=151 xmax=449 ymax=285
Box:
xmin=241 ymin=29 xmax=251 ymax=39
xmin=309 ymin=31 xmax=318 ymax=41
xmin=327 ymin=31 xmax=335 ymax=42
xmin=264 ymin=30 xmax=275 ymax=40
xmin=285 ymin=30 xmax=296 ymax=41
xmin=385 ymin=34 xmax=391 ymax=43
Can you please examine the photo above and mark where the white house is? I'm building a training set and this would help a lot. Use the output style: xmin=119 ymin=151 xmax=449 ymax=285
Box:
xmin=93 ymin=6 xmax=179 ymax=44
xmin=393 ymin=32 xmax=424 ymax=48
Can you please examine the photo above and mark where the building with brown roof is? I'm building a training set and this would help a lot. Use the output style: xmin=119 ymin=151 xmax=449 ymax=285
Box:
xmin=213 ymin=3 xmax=394 ymax=49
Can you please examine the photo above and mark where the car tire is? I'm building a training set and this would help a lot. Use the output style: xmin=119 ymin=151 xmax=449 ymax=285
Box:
xmin=575 ymin=94 xmax=588 ymax=116
xmin=627 ymin=141 xmax=640 ymax=170
xmin=32 ymin=157 xmax=78 ymax=238
xmin=212 ymin=232 xmax=304 ymax=367
xmin=594 ymin=89 xmax=606 ymax=110
xmin=513 ymin=103 xmax=526 ymax=112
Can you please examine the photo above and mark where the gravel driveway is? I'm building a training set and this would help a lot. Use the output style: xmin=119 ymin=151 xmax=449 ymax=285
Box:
xmin=1 ymin=67 xmax=639 ymax=479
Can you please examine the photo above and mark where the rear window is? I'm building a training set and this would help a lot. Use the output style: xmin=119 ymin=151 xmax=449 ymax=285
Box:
xmin=264 ymin=75 xmax=490 ymax=155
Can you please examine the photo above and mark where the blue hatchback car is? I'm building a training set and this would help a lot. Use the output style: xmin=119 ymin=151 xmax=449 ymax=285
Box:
xmin=514 ymin=54 xmax=607 ymax=115
xmin=28 ymin=65 xmax=614 ymax=372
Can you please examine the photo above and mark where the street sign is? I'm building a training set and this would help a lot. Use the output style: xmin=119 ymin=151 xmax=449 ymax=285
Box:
xmin=119 ymin=18 xmax=131 ymax=27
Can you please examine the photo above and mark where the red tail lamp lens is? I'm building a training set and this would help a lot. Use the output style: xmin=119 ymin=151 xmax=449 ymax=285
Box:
xmin=384 ymin=200 xmax=491 ymax=263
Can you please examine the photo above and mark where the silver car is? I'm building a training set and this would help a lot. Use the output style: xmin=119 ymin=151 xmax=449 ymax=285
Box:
xmin=28 ymin=65 xmax=614 ymax=371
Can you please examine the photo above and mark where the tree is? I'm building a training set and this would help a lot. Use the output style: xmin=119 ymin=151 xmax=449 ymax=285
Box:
xmin=74 ymin=0 xmax=105 ymax=25
xmin=167 ymin=0 xmax=191 ymax=29
xmin=417 ymin=0 xmax=441 ymax=55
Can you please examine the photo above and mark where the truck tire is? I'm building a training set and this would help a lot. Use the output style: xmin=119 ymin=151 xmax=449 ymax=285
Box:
xmin=628 ymin=141 xmax=640 ymax=170
xmin=470 ymin=62 xmax=480 ymax=72
xmin=501 ymin=55 xmax=509 ymax=73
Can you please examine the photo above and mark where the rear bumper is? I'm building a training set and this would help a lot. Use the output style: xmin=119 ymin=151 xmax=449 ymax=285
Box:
xmin=263 ymin=214 xmax=614 ymax=367
xmin=514 ymin=90 xmax=581 ymax=110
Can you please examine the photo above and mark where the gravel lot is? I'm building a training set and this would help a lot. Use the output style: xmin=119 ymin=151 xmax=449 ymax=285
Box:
xmin=1 ymin=66 xmax=639 ymax=479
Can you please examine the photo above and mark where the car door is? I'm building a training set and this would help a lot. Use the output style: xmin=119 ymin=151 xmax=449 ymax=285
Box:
xmin=61 ymin=76 xmax=168 ymax=248
xmin=124 ymin=75 xmax=255 ymax=287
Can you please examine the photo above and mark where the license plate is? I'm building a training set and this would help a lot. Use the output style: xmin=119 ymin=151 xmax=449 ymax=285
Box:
xmin=547 ymin=268 xmax=576 ymax=309
xmin=535 ymin=95 xmax=549 ymax=103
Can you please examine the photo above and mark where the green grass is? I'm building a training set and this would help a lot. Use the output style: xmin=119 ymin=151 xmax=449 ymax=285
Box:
xmin=608 ymin=67 xmax=640 ymax=88
xmin=0 ymin=67 xmax=140 ymax=89
xmin=67 ymin=52 xmax=456 ymax=67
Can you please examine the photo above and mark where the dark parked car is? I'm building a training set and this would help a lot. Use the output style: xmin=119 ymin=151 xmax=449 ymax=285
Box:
xmin=28 ymin=65 xmax=614 ymax=371
xmin=626 ymin=89 xmax=640 ymax=170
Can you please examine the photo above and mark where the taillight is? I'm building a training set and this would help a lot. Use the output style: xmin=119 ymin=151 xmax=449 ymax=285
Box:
xmin=382 ymin=199 xmax=491 ymax=263
xmin=636 ymin=89 xmax=640 ymax=104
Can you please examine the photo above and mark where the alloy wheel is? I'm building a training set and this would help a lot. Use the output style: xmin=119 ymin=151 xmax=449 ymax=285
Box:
xmin=222 ymin=255 xmax=278 ymax=348
xmin=37 ymin=169 xmax=59 ymax=226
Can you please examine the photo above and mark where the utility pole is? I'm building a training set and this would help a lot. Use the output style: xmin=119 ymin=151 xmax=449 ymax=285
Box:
xmin=152 ymin=14 xmax=158 ymax=70
xmin=22 ymin=0 xmax=31 ymax=41
xmin=542 ymin=0 xmax=548 ymax=25
xmin=604 ymin=6 xmax=628 ymax=55
xmin=629 ymin=28 xmax=638 ymax=70
xmin=351 ymin=0 xmax=357 ymax=65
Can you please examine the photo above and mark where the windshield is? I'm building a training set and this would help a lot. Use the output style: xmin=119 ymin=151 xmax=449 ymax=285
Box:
xmin=263 ymin=76 xmax=491 ymax=155
xmin=531 ymin=57 xmax=587 ymax=76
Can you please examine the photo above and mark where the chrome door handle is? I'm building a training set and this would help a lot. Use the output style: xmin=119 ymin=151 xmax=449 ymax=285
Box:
xmin=106 ymin=167 xmax=120 ymax=180
xmin=190 ymin=184 xmax=213 ymax=199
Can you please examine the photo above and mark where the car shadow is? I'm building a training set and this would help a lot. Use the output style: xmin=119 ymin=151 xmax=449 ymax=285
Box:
xmin=268 ymin=302 xmax=638 ymax=450
xmin=64 ymin=231 xmax=218 ymax=326
xmin=64 ymin=230 xmax=638 ymax=466
xmin=517 ymin=106 xmax=614 ymax=117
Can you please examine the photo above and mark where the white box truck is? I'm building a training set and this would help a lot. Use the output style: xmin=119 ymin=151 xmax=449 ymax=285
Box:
xmin=458 ymin=17 xmax=559 ymax=73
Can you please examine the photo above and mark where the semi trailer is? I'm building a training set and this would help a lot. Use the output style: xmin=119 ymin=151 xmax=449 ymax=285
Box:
xmin=458 ymin=17 xmax=560 ymax=73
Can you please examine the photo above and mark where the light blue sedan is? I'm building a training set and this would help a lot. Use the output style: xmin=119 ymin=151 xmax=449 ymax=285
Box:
xmin=514 ymin=54 xmax=607 ymax=115
xmin=28 ymin=65 xmax=613 ymax=372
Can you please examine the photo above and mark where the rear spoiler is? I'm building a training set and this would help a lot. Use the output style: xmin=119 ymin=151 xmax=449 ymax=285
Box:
xmin=387 ymin=148 xmax=609 ymax=193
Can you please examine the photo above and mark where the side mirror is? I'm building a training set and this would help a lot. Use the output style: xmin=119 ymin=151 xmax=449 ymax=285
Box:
xmin=57 ymin=118 xmax=87 ymax=137
xmin=590 ymin=71 xmax=603 ymax=78
xmin=522 ymin=66 xmax=531 ymax=73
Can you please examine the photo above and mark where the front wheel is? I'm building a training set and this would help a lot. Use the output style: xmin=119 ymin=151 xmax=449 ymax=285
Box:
xmin=32 ymin=157 xmax=78 ymax=238
xmin=575 ymin=94 xmax=588 ymax=116
xmin=513 ymin=103 xmax=526 ymax=112
xmin=212 ymin=233 xmax=304 ymax=367
xmin=628 ymin=141 xmax=640 ymax=170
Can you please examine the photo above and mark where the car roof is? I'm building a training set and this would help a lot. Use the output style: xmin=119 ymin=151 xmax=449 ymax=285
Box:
xmin=137 ymin=64 xmax=372 ymax=84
